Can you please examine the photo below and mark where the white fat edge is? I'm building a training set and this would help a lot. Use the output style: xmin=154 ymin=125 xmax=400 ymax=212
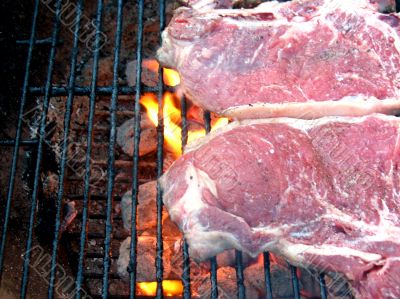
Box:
xmin=395 ymin=124 xmax=400 ymax=159
xmin=190 ymin=0 xmax=220 ymax=10
xmin=295 ymin=85 xmax=310 ymax=101
xmin=221 ymin=11 xmax=319 ymax=31
xmin=184 ymin=112 xmax=400 ymax=154
xmin=187 ymin=230 xmax=244 ymax=260
xmin=251 ymin=224 xmax=284 ymax=235
xmin=315 ymin=0 xmax=373 ymax=16
xmin=251 ymin=219 xmax=324 ymax=237
xmin=249 ymin=42 xmax=265 ymax=65
xmin=253 ymin=223 xmax=315 ymax=239
xmin=386 ymin=160 xmax=398 ymax=192
xmin=253 ymin=0 xmax=283 ymax=12
xmin=167 ymin=38 xmax=195 ymax=70
xmin=376 ymin=194 xmax=400 ymax=226
xmin=167 ymin=163 xmax=217 ymax=233
xmin=192 ymin=1 xmax=292 ymax=29
xmin=157 ymin=31 xmax=177 ymax=67
xmin=279 ymin=20 xmax=317 ymax=41
xmin=176 ymin=43 xmax=195 ymax=69
xmin=321 ymin=210 xmax=400 ymax=244
xmin=222 ymin=96 xmax=400 ymax=123
xmin=217 ymin=0 xmax=373 ymax=39
xmin=279 ymin=240 xmax=382 ymax=263
xmin=222 ymin=16 xmax=287 ymax=29
xmin=212 ymin=0 xmax=370 ymax=19
xmin=195 ymin=0 xmax=285 ymax=16
xmin=290 ymin=230 xmax=314 ymax=238
xmin=158 ymin=25 xmax=199 ymax=70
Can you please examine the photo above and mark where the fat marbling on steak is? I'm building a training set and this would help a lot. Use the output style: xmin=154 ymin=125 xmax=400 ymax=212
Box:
xmin=160 ymin=114 xmax=400 ymax=298
xmin=158 ymin=0 xmax=400 ymax=119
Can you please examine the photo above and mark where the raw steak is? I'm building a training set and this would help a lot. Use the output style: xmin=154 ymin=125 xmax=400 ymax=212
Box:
xmin=158 ymin=0 xmax=400 ymax=119
xmin=160 ymin=114 xmax=400 ymax=298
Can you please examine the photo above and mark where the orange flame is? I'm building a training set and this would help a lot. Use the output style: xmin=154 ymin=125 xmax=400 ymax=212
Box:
xmin=163 ymin=68 xmax=181 ymax=86
xmin=141 ymin=93 xmax=228 ymax=157
xmin=141 ymin=66 xmax=228 ymax=157
xmin=137 ymin=280 xmax=183 ymax=297
xmin=212 ymin=117 xmax=229 ymax=131
xmin=141 ymin=92 xmax=183 ymax=156
xmin=142 ymin=59 xmax=181 ymax=87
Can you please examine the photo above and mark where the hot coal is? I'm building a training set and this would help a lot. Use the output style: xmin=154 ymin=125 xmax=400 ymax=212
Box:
xmin=125 ymin=59 xmax=159 ymax=87
xmin=117 ymin=116 xmax=157 ymax=157
xmin=121 ymin=181 xmax=162 ymax=232
xmin=117 ymin=236 xmax=173 ymax=282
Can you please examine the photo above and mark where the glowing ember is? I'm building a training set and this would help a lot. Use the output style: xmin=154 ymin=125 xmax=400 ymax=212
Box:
xmin=257 ymin=253 xmax=264 ymax=265
xmin=137 ymin=280 xmax=183 ymax=297
xmin=142 ymin=59 xmax=160 ymax=73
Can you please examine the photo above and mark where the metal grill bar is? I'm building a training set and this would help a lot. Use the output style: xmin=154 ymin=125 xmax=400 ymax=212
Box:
xmin=235 ymin=250 xmax=246 ymax=298
xmin=156 ymin=84 xmax=165 ymax=298
xmin=102 ymin=0 xmax=124 ymax=296
xmin=16 ymin=37 xmax=62 ymax=45
xmin=29 ymin=85 xmax=165 ymax=96
xmin=209 ymin=257 xmax=218 ymax=299
xmin=128 ymin=0 xmax=145 ymax=296
xmin=263 ymin=252 xmax=273 ymax=299
xmin=75 ymin=0 xmax=104 ymax=297
xmin=155 ymin=0 xmax=168 ymax=297
xmin=290 ymin=265 xmax=301 ymax=299
xmin=203 ymin=111 xmax=211 ymax=133
xmin=181 ymin=239 xmax=191 ymax=298
xmin=20 ymin=0 xmax=63 ymax=296
xmin=46 ymin=0 xmax=84 ymax=297
xmin=0 ymin=139 xmax=38 ymax=146
xmin=179 ymin=97 xmax=192 ymax=299
xmin=202 ymin=111 xmax=219 ymax=299
xmin=319 ymin=273 xmax=328 ymax=299
xmin=180 ymin=97 xmax=188 ymax=147
xmin=0 ymin=0 xmax=40 ymax=279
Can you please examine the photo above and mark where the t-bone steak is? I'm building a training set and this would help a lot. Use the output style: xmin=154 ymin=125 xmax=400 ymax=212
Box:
xmin=160 ymin=114 xmax=400 ymax=298
xmin=158 ymin=0 xmax=400 ymax=119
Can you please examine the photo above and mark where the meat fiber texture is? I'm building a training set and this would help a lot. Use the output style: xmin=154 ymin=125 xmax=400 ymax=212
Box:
xmin=158 ymin=0 xmax=400 ymax=119
xmin=159 ymin=114 xmax=400 ymax=298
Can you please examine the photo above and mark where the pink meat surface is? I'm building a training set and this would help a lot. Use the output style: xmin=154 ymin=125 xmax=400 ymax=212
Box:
xmin=158 ymin=0 xmax=400 ymax=119
xmin=160 ymin=114 xmax=400 ymax=298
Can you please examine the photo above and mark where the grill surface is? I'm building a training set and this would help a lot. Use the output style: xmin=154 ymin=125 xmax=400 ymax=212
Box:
xmin=0 ymin=0 xmax=374 ymax=298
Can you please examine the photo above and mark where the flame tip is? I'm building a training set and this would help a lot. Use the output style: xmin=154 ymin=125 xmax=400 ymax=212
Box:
xmin=137 ymin=280 xmax=183 ymax=296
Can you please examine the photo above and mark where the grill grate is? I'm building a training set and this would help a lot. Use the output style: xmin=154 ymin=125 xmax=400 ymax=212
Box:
xmin=0 ymin=0 xmax=338 ymax=298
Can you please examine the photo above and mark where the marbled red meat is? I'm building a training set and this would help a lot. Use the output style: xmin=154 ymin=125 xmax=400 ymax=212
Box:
xmin=160 ymin=114 xmax=400 ymax=298
xmin=158 ymin=0 xmax=400 ymax=119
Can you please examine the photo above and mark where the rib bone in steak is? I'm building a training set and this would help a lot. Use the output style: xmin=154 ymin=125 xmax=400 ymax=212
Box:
xmin=158 ymin=0 xmax=400 ymax=119
xmin=160 ymin=114 xmax=400 ymax=298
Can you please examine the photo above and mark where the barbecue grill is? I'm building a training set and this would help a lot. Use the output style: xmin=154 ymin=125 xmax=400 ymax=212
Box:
xmin=3 ymin=0 xmax=393 ymax=298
